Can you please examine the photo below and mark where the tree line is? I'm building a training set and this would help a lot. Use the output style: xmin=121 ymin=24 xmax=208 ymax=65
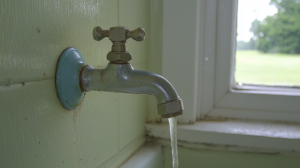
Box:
xmin=237 ymin=0 xmax=300 ymax=54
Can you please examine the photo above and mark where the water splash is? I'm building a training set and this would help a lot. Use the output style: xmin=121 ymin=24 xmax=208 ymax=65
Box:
xmin=168 ymin=117 xmax=178 ymax=168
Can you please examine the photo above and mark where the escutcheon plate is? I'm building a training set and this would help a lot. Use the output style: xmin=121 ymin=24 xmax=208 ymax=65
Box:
xmin=56 ymin=47 xmax=85 ymax=109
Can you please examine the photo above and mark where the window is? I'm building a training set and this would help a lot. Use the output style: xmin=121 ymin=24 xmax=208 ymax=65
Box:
xmin=161 ymin=0 xmax=300 ymax=124
xmin=236 ymin=0 xmax=300 ymax=87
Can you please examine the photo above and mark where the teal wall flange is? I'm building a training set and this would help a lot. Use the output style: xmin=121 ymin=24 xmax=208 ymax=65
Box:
xmin=56 ymin=47 xmax=86 ymax=109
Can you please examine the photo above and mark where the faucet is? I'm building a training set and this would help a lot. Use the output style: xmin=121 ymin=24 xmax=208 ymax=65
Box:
xmin=55 ymin=26 xmax=183 ymax=118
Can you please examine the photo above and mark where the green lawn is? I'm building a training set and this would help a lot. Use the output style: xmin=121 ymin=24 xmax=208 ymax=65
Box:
xmin=235 ymin=50 xmax=300 ymax=86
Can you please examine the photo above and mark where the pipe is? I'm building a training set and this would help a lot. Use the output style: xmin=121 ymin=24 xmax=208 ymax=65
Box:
xmin=80 ymin=63 xmax=184 ymax=118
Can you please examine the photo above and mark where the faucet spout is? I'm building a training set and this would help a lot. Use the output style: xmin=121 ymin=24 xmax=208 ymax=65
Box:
xmin=80 ymin=63 xmax=184 ymax=118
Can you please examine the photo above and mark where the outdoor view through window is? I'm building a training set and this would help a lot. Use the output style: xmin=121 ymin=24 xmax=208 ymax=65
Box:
xmin=235 ymin=0 xmax=300 ymax=87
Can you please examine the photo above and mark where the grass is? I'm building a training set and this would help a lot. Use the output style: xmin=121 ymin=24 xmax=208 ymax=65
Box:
xmin=235 ymin=50 xmax=300 ymax=86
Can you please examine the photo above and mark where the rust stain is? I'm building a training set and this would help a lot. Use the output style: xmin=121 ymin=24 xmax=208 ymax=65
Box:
xmin=201 ymin=118 xmax=228 ymax=122
xmin=72 ymin=102 xmax=82 ymax=167
xmin=73 ymin=103 xmax=82 ymax=122
xmin=100 ymin=70 xmax=104 ymax=82
xmin=155 ymin=117 xmax=162 ymax=124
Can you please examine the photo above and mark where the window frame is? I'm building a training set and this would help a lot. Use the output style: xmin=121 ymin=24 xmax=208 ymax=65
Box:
xmin=162 ymin=0 xmax=300 ymax=124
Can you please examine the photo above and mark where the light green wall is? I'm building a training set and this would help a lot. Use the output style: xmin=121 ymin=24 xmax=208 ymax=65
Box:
xmin=0 ymin=0 xmax=150 ymax=167
xmin=163 ymin=145 xmax=300 ymax=168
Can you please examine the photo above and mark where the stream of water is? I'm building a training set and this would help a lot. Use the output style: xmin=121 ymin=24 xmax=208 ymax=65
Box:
xmin=168 ymin=117 xmax=178 ymax=168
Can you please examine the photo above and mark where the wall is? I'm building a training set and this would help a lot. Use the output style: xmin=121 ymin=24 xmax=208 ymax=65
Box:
xmin=0 ymin=0 xmax=150 ymax=167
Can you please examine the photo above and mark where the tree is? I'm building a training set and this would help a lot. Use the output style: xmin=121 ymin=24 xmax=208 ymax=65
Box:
xmin=236 ymin=39 xmax=256 ymax=50
xmin=250 ymin=0 xmax=300 ymax=54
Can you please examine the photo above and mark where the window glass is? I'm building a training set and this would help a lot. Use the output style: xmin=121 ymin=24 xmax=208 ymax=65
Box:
xmin=235 ymin=0 xmax=300 ymax=87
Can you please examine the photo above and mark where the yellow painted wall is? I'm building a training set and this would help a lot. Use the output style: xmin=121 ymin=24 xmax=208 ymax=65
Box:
xmin=0 ymin=0 xmax=150 ymax=167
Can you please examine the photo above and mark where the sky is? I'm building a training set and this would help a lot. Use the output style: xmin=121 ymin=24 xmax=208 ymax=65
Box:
xmin=237 ymin=0 xmax=278 ymax=42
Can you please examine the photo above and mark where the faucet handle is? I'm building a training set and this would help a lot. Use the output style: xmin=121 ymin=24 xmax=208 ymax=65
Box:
xmin=93 ymin=26 xmax=145 ymax=63
xmin=93 ymin=26 xmax=109 ymax=41
xmin=93 ymin=26 xmax=145 ymax=42
xmin=126 ymin=27 xmax=145 ymax=42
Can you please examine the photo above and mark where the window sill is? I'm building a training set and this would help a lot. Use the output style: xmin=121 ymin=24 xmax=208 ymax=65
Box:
xmin=145 ymin=120 xmax=300 ymax=153
xmin=232 ymin=84 xmax=300 ymax=96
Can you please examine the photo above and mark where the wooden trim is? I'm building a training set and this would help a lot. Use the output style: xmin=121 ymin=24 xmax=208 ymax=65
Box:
xmin=208 ymin=108 xmax=300 ymax=123
xmin=162 ymin=0 xmax=202 ymax=123
xmin=161 ymin=0 xmax=300 ymax=123
xmin=198 ymin=0 xmax=218 ymax=118
xmin=146 ymin=121 xmax=300 ymax=152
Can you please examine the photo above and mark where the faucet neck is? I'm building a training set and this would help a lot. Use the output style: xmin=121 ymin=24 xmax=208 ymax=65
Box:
xmin=107 ymin=41 xmax=132 ymax=64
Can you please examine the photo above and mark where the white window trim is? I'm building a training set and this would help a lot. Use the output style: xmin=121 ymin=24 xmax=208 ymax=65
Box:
xmin=145 ymin=120 xmax=300 ymax=152
xmin=162 ymin=0 xmax=300 ymax=124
